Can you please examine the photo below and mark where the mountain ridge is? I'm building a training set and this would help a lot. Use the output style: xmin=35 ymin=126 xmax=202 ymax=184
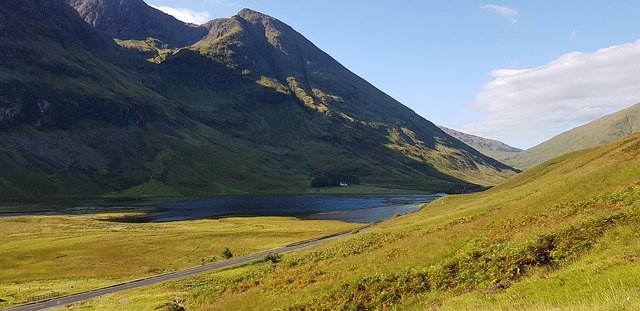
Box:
xmin=504 ymin=102 xmax=640 ymax=169
xmin=0 ymin=0 xmax=516 ymax=199
xmin=187 ymin=7 xmax=517 ymax=185
xmin=68 ymin=0 xmax=209 ymax=47
xmin=438 ymin=125 xmax=523 ymax=161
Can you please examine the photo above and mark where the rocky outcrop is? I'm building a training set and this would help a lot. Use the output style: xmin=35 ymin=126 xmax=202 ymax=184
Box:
xmin=68 ymin=0 xmax=208 ymax=47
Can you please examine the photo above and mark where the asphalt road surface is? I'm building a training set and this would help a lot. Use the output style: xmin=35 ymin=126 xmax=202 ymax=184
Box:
xmin=6 ymin=226 xmax=369 ymax=311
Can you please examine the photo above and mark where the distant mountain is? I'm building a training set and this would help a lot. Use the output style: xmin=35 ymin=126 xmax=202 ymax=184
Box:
xmin=67 ymin=0 xmax=208 ymax=47
xmin=438 ymin=126 xmax=522 ymax=161
xmin=503 ymin=103 xmax=640 ymax=169
xmin=0 ymin=0 xmax=517 ymax=199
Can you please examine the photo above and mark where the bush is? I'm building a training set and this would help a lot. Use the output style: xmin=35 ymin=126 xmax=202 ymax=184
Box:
xmin=264 ymin=252 xmax=281 ymax=264
xmin=221 ymin=247 xmax=233 ymax=259
xmin=155 ymin=299 xmax=185 ymax=311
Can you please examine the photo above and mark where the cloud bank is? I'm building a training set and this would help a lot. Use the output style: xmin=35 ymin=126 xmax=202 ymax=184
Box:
xmin=482 ymin=4 xmax=518 ymax=23
xmin=149 ymin=5 xmax=212 ymax=24
xmin=461 ymin=40 xmax=640 ymax=148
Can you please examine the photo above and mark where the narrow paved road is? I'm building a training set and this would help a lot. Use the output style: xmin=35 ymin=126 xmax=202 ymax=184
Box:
xmin=6 ymin=226 xmax=369 ymax=311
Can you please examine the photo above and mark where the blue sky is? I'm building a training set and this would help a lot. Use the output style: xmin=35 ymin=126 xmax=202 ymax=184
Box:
xmin=148 ymin=1 xmax=640 ymax=149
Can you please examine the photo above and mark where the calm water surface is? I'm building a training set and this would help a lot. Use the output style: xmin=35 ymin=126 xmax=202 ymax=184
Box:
xmin=130 ymin=194 xmax=443 ymax=223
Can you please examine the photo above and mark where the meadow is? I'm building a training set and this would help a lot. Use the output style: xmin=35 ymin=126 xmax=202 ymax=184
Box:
xmin=0 ymin=213 xmax=359 ymax=308
xmin=49 ymin=134 xmax=640 ymax=310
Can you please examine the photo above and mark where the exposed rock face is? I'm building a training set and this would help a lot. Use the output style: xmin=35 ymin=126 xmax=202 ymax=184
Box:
xmin=68 ymin=0 xmax=208 ymax=47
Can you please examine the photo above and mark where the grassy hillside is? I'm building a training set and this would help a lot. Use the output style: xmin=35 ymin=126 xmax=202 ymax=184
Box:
xmin=181 ymin=8 xmax=518 ymax=187
xmin=504 ymin=102 xmax=640 ymax=169
xmin=64 ymin=133 xmax=640 ymax=310
xmin=0 ymin=1 xmax=516 ymax=199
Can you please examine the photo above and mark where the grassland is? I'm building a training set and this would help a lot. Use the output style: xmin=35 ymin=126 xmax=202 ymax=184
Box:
xmin=53 ymin=134 xmax=640 ymax=310
xmin=0 ymin=214 xmax=359 ymax=308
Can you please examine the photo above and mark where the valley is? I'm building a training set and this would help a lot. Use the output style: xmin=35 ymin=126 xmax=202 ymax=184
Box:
xmin=42 ymin=133 xmax=640 ymax=311
xmin=1 ymin=0 xmax=640 ymax=310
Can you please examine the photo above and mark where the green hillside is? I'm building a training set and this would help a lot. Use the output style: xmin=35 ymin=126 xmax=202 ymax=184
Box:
xmin=503 ymin=102 xmax=640 ymax=169
xmin=80 ymin=133 xmax=640 ymax=310
xmin=0 ymin=0 xmax=517 ymax=199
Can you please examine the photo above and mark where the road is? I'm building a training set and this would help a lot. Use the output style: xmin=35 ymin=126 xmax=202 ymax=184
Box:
xmin=6 ymin=226 xmax=369 ymax=311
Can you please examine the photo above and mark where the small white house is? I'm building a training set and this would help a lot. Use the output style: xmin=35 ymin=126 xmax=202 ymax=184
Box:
xmin=339 ymin=181 xmax=348 ymax=187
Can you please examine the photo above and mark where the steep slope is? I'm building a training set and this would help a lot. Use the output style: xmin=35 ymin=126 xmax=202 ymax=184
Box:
xmin=0 ymin=0 xmax=191 ymax=197
xmin=67 ymin=0 xmax=208 ymax=47
xmin=0 ymin=0 xmax=165 ymax=128
xmin=0 ymin=0 xmax=516 ymax=199
xmin=438 ymin=125 xmax=522 ymax=161
xmin=118 ymin=134 xmax=640 ymax=310
xmin=181 ymin=8 xmax=517 ymax=186
xmin=504 ymin=102 xmax=640 ymax=169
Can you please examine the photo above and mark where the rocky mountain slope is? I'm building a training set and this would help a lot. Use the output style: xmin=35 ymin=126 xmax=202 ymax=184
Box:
xmin=67 ymin=0 xmax=208 ymax=47
xmin=504 ymin=102 xmax=640 ymax=169
xmin=438 ymin=126 xmax=522 ymax=161
xmin=0 ymin=0 xmax=517 ymax=199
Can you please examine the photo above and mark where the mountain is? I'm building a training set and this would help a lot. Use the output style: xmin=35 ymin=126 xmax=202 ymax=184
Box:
xmin=0 ymin=0 xmax=516 ymax=199
xmin=67 ymin=0 xmax=208 ymax=47
xmin=438 ymin=125 xmax=522 ymax=161
xmin=179 ymin=8 xmax=517 ymax=185
xmin=103 ymin=136 xmax=640 ymax=309
xmin=504 ymin=102 xmax=640 ymax=169
xmin=0 ymin=0 xmax=172 ymax=130
xmin=0 ymin=0 xmax=191 ymax=197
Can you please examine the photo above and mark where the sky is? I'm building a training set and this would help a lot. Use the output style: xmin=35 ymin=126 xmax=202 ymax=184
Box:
xmin=147 ymin=0 xmax=640 ymax=149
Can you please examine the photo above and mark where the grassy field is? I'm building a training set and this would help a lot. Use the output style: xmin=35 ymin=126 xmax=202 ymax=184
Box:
xmin=52 ymin=134 xmax=640 ymax=310
xmin=0 ymin=214 xmax=359 ymax=308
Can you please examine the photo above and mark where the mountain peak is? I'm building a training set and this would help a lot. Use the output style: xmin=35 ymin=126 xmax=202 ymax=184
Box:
xmin=236 ymin=8 xmax=272 ymax=22
xmin=68 ymin=0 xmax=208 ymax=47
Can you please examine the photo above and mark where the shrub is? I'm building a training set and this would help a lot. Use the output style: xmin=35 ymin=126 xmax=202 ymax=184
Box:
xmin=292 ymin=211 xmax=627 ymax=310
xmin=264 ymin=252 xmax=281 ymax=264
xmin=221 ymin=247 xmax=233 ymax=259
xmin=155 ymin=299 xmax=185 ymax=311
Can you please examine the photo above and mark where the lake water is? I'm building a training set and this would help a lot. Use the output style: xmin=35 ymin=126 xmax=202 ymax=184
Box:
xmin=125 ymin=194 xmax=443 ymax=223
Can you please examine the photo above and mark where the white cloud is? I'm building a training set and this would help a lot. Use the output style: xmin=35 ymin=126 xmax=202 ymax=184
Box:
xmin=482 ymin=4 xmax=518 ymax=23
xmin=149 ymin=5 xmax=212 ymax=24
xmin=460 ymin=40 xmax=640 ymax=149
